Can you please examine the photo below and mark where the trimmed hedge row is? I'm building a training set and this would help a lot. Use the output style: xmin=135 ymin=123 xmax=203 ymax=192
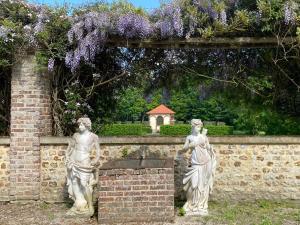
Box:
xmin=205 ymin=125 xmax=234 ymax=135
xmin=160 ymin=125 xmax=234 ymax=136
xmin=160 ymin=125 xmax=191 ymax=136
xmin=99 ymin=123 xmax=233 ymax=136
xmin=101 ymin=124 xmax=152 ymax=136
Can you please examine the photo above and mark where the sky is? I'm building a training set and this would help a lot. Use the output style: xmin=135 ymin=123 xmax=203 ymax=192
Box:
xmin=28 ymin=0 xmax=161 ymax=10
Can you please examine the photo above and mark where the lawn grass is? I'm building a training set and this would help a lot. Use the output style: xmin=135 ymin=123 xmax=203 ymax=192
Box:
xmin=176 ymin=199 xmax=300 ymax=225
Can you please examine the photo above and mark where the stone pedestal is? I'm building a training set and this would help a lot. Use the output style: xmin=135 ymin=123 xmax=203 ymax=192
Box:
xmin=9 ymin=52 xmax=52 ymax=200
xmin=98 ymin=159 xmax=175 ymax=224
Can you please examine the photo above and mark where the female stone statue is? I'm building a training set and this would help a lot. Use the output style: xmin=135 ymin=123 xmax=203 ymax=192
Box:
xmin=182 ymin=119 xmax=217 ymax=216
xmin=65 ymin=117 xmax=100 ymax=217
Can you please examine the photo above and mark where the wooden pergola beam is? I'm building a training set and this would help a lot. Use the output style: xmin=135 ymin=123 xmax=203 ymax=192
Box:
xmin=107 ymin=36 xmax=297 ymax=49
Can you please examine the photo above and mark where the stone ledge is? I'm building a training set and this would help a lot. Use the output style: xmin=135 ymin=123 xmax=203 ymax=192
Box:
xmin=39 ymin=136 xmax=300 ymax=145
xmin=0 ymin=137 xmax=10 ymax=145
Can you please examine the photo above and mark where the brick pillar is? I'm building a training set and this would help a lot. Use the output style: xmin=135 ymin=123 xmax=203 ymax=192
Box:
xmin=9 ymin=52 xmax=52 ymax=201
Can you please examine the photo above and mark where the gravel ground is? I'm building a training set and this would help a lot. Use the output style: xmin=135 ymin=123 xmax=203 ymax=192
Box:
xmin=0 ymin=201 xmax=222 ymax=225
xmin=0 ymin=201 xmax=299 ymax=225
xmin=0 ymin=202 xmax=97 ymax=225
xmin=0 ymin=202 xmax=205 ymax=225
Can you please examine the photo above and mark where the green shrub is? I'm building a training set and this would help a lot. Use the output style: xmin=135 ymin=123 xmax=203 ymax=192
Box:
xmin=160 ymin=124 xmax=233 ymax=136
xmin=233 ymin=108 xmax=300 ymax=135
xmin=205 ymin=125 xmax=234 ymax=135
xmin=121 ymin=148 xmax=129 ymax=158
xmin=100 ymin=124 xmax=151 ymax=136
xmin=160 ymin=125 xmax=191 ymax=136
xmin=178 ymin=207 xmax=186 ymax=216
xmin=232 ymin=130 xmax=250 ymax=135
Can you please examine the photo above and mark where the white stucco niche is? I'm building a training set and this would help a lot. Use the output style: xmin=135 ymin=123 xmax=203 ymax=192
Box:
xmin=147 ymin=104 xmax=175 ymax=133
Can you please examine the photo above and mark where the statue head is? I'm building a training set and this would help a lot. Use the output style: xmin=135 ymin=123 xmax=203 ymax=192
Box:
xmin=191 ymin=119 xmax=203 ymax=134
xmin=77 ymin=117 xmax=92 ymax=132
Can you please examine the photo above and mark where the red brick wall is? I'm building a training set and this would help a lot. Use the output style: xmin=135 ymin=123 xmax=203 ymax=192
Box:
xmin=9 ymin=52 xmax=52 ymax=200
xmin=98 ymin=167 xmax=174 ymax=224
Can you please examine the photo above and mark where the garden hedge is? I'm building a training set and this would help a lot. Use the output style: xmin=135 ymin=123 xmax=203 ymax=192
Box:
xmin=160 ymin=124 xmax=234 ymax=136
xmin=160 ymin=125 xmax=191 ymax=136
xmin=101 ymin=124 xmax=151 ymax=136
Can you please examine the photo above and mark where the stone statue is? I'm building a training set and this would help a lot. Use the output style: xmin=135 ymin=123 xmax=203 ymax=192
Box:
xmin=182 ymin=119 xmax=216 ymax=216
xmin=65 ymin=117 xmax=100 ymax=217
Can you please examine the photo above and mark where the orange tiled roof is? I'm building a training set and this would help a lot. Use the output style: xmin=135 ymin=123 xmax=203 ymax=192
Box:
xmin=147 ymin=104 xmax=175 ymax=115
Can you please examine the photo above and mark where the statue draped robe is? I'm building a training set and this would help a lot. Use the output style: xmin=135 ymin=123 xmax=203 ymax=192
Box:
xmin=183 ymin=135 xmax=216 ymax=215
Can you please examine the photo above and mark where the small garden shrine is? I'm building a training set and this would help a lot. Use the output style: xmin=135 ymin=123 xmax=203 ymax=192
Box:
xmin=147 ymin=104 xmax=175 ymax=133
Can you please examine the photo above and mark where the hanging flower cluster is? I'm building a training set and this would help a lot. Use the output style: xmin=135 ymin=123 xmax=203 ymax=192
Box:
xmin=0 ymin=26 xmax=11 ymax=42
xmin=284 ymin=1 xmax=296 ymax=25
xmin=117 ymin=13 xmax=152 ymax=39
xmin=66 ymin=12 xmax=111 ymax=72
xmin=153 ymin=3 xmax=184 ymax=38
xmin=0 ymin=0 xmax=299 ymax=73
xmin=48 ymin=58 xmax=55 ymax=72
xmin=34 ymin=9 xmax=50 ymax=34
xmin=219 ymin=9 xmax=227 ymax=25
xmin=193 ymin=0 xmax=218 ymax=20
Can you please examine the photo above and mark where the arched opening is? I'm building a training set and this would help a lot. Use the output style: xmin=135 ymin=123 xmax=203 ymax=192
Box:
xmin=156 ymin=116 xmax=164 ymax=132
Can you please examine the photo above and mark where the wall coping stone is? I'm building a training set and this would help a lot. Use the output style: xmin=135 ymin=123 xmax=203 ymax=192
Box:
xmin=0 ymin=137 xmax=10 ymax=145
xmin=100 ymin=158 xmax=174 ymax=170
xmin=39 ymin=136 xmax=300 ymax=145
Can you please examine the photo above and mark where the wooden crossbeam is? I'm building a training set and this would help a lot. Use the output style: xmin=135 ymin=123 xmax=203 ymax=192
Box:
xmin=107 ymin=36 xmax=297 ymax=49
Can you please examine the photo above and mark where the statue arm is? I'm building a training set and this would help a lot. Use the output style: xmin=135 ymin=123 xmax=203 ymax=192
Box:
xmin=205 ymin=136 xmax=216 ymax=158
xmin=183 ymin=137 xmax=190 ymax=150
xmin=66 ymin=135 xmax=76 ymax=159
xmin=91 ymin=135 xmax=100 ymax=166
xmin=179 ymin=136 xmax=193 ymax=154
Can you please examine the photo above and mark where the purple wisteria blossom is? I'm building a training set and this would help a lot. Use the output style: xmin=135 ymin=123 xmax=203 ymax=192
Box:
xmin=67 ymin=21 xmax=84 ymax=44
xmin=117 ymin=13 xmax=152 ymax=39
xmin=154 ymin=3 xmax=183 ymax=38
xmin=193 ymin=0 xmax=218 ymax=20
xmin=72 ymin=48 xmax=81 ymax=73
xmin=219 ymin=9 xmax=227 ymax=25
xmin=186 ymin=18 xmax=197 ymax=39
xmin=66 ymin=12 xmax=111 ymax=72
xmin=284 ymin=1 xmax=296 ymax=25
xmin=227 ymin=0 xmax=240 ymax=8
xmin=255 ymin=11 xmax=262 ymax=24
xmin=23 ymin=24 xmax=37 ymax=46
xmin=48 ymin=58 xmax=55 ymax=72
xmin=33 ymin=8 xmax=49 ymax=34
xmin=65 ymin=51 xmax=73 ymax=68
xmin=0 ymin=26 xmax=11 ymax=42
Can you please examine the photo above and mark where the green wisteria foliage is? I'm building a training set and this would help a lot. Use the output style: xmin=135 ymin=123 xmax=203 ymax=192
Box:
xmin=0 ymin=0 xmax=299 ymax=72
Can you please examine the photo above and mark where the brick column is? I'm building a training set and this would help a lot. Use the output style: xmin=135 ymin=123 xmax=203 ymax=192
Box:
xmin=9 ymin=52 xmax=52 ymax=201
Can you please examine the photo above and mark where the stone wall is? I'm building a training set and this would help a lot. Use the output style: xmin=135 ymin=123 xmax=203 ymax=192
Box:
xmin=10 ymin=52 xmax=52 ymax=201
xmin=38 ymin=136 xmax=300 ymax=202
xmin=0 ymin=138 xmax=10 ymax=201
xmin=0 ymin=136 xmax=299 ymax=202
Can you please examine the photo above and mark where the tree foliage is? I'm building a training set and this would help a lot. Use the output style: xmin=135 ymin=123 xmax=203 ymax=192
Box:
xmin=0 ymin=0 xmax=300 ymax=135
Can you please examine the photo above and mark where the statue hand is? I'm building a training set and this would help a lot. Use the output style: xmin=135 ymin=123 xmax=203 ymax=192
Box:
xmin=189 ymin=141 xmax=197 ymax=148
xmin=91 ymin=160 xmax=99 ymax=167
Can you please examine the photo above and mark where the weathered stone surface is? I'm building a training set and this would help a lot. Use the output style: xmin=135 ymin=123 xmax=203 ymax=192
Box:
xmin=1 ymin=136 xmax=300 ymax=202
xmin=37 ymin=137 xmax=300 ymax=202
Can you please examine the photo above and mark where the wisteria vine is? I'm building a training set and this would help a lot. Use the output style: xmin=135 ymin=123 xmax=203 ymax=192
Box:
xmin=0 ymin=0 xmax=299 ymax=73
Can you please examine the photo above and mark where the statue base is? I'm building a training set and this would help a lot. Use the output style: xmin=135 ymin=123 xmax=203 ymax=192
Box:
xmin=65 ymin=206 xmax=94 ymax=218
xmin=185 ymin=209 xmax=208 ymax=216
